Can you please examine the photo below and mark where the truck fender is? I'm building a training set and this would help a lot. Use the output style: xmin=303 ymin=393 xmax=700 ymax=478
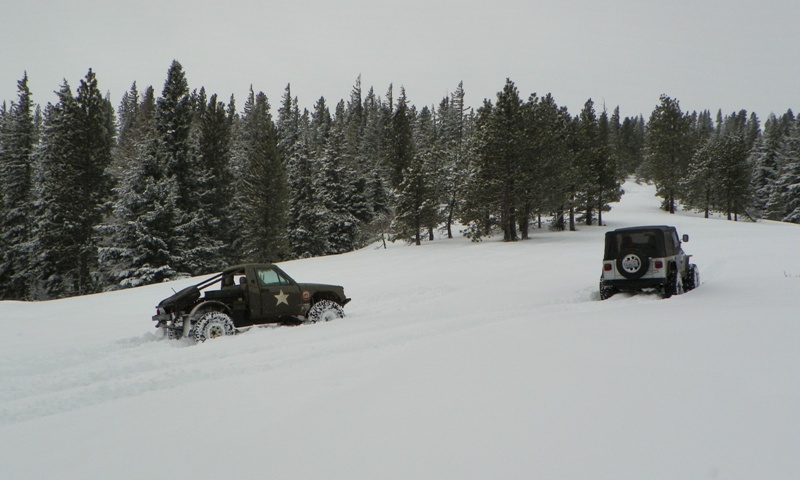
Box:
xmin=188 ymin=301 xmax=232 ymax=323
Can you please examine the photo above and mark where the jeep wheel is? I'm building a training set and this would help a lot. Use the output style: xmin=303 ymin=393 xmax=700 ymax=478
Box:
xmin=684 ymin=264 xmax=699 ymax=291
xmin=599 ymin=276 xmax=616 ymax=300
xmin=616 ymin=249 xmax=650 ymax=280
xmin=662 ymin=267 xmax=684 ymax=299
xmin=193 ymin=311 xmax=235 ymax=343
xmin=166 ymin=327 xmax=182 ymax=340
xmin=307 ymin=300 xmax=345 ymax=323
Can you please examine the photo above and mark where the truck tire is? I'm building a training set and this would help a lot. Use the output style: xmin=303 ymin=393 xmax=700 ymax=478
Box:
xmin=307 ymin=300 xmax=345 ymax=323
xmin=662 ymin=267 xmax=684 ymax=299
xmin=193 ymin=311 xmax=235 ymax=343
xmin=684 ymin=264 xmax=699 ymax=291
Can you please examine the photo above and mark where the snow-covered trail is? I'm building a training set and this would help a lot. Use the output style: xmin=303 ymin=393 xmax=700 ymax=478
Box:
xmin=1 ymin=180 xmax=799 ymax=480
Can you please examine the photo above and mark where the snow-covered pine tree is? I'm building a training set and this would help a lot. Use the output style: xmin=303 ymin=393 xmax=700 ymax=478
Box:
xmin=618 ymin=115 xmax=645 ymax=176
xmin=526 ymin=93 xmax=572 ymax=231
xmin=277 ymin=84 xmax=316 ymax=258
xmin=572 ymin=99 xmax=619 ymax=226
xmin=437 ymin=82 xmax=476 ymax=239
xmin=98 ymin=85 xmax=188 ymax=289
xmin=0 ymin=73 xmax=37 ymax=299
xmin=285 ymin=109 xmax=327 ymax=257
xmin=682 ymin=136 xmax=719 ymax=218
xmin=392 ymin=104 xmax=439 ymax=245
xmin=593 ymin=107 xmax=621 ymax=226
xmin=459 ymin=99 xmax=499 ymax=240
xmin=643 ymin=95 xmax=694 ymax=213
xmin=765 ymin=114 xmax=800 ymax=223
xmin=342 ymin=77 xmax=376 ymax=235
xmin=284 ymin=95 xmax=331 ymax=258
xmin=155 ymin=61 xmax=194 ymax=207
xmin=572 ymin=99 xmax=600 ymax=225
xmin=314 ymin=100 xmax=359 ymax=254
xmin=188 ymin=89 xmax=234 ymax=269
xmin=681 ymin=111 xmax=717 ymax=217
xmin=387 ymin=86 xmax=414 ymax=190
xmin=234 ymin=88 xmax=289 ymax=262
xmin=109 ymin=82 xmax=143 ymax=179
xmin=31 ymin=70 xmax=115 ymax=298
xmin=461 ymin=79 xmax=525 ymax=241
xmin=476 ymin=79 xmax=524 ymax=241
xmin=358 ymin=86 xmax=393 ymax=243
xmin=750 ymin=113 xmax=785 ymax=218
xmin=153 ymin=60 xmax=210 ymax=275
xmin=715 ymin=112 xmax=756 ymax=221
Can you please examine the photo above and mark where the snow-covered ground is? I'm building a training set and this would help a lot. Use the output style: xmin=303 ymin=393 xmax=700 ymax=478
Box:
xmin=1 ymin=180 xmax=798 ymax=480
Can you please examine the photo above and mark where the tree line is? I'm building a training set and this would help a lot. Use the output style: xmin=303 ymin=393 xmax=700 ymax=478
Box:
xmin=1 ymin=61 xmax=798 ymax=300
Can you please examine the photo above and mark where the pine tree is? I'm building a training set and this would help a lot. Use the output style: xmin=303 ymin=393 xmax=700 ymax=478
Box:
xmin=715 ymin=116 xmax=754 ymax=221
xmin=682 ymin=138 xmax=718 ymax=218
xmin=190 ymin=90 xmax=235 ymax=268
xmin=594 ymin=108 xmax=622 ymax=226
xmin=435 ymin=83 xmax=469 ymax=238
xmin=765 ymin=116 xmax=800 ymax=223
xmin=619 ymin=115 xmax=645 ymax=176
xmin=643 ymin=95 xmax=693 ymax=213
xmin=32 ymin=70 xmax=115 ymax=298
xmin=0 ymin=73 xmax=37 ymax=299
xmin=98 ymin=85 xmax=188 ymax=289
xmin=526 ymin=93 xmax=572 ymax=231
xmin=571 ymin=101 xmax=621 ymax=227
xmin=277 ymin=84 xmax=319 ymax=258
xmin=573 ymin=99 xmax=600 ymax=225
xmin=153 ymin=60 xmax=205 ymax=274
xmin=514 ymin=93 xmax=543 ymax=238
xmin=234 ymin=88 xmax=289 ymax=262
xmin=683 ymin=111 xmax=757 ymax=220
xmin=342 ymin=77 xmax=376 ymax=238
xmin=750 ymin=113 xmax=785 ymax=218
xmin=387 ymin=86 xmax=414 ymax=189
xmin=459 ymin=99 xmax=497 ymax=240
xmin=492 ymin=79 xmax=525 ymax=240
xmin=315 ymin=101 xmax=360 ymax=253
xmin=393 ymin=105 xmax=439 ymax=245
xmin=155 ymin=61 xmax=194 ymax=209
xmin=285 ymin=100 xmax=329 ymax=258
xmin=285 ymin=95 xmax=332 ymax=258
xmin=359 ymin=86 xmax=393 ymax=244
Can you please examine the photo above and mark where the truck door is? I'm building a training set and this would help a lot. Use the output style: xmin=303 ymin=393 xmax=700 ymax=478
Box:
xmin=254 ymin=266 xmax=302 ymax=322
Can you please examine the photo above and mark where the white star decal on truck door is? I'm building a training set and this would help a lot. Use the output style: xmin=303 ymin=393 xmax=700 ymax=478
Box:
xmin=275 ymin=290 xmax=289 ymax=305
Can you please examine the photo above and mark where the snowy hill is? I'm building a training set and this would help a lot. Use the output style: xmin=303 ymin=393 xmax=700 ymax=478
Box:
xmin=1 ymin=180 xmax=799 ymax=480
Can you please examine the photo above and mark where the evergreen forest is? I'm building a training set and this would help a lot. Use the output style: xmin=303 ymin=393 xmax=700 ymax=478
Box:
xmin=1 ymin=61 xmax=798 ymax=300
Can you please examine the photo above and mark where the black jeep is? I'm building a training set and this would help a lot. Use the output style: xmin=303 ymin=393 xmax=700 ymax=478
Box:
xmin=600 ymin=225 xmax=699 ymax=299
xmin=152 ymin=263 xmax=350 ymax=342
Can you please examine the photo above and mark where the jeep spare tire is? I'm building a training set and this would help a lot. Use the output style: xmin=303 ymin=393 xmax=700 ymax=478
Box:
xmin=616 ymin=249 xmax=649 ymax=280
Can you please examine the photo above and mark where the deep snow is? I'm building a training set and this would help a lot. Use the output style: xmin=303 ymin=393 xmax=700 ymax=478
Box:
xmin=1 ymin=180 xmax=798 ymax=480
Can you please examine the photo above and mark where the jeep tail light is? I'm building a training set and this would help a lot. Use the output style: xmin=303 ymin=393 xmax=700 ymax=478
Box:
xmin=603 ymin=263 xmax=612 ymax=271
xmin=654 ymin=260 xmax=663 ymax=269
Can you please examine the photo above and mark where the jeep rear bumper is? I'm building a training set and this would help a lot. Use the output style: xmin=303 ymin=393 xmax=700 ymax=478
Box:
xmin=602 ymin=278 xmax=667 ymax=290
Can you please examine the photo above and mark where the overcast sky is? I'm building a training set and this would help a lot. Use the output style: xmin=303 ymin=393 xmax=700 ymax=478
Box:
xmin=2 ymin=0 xmax=798 ymax=120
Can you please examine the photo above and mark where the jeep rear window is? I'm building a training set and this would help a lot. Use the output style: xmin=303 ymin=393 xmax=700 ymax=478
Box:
xmin=606 ymin=231 xmax=664 ymax=258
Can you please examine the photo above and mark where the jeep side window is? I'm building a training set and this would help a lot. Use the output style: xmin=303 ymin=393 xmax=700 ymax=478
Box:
xmin=670 ymin=231 xmax=683 ymax=253
xmin=256 ymin=268 xmax=289 ymax=286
